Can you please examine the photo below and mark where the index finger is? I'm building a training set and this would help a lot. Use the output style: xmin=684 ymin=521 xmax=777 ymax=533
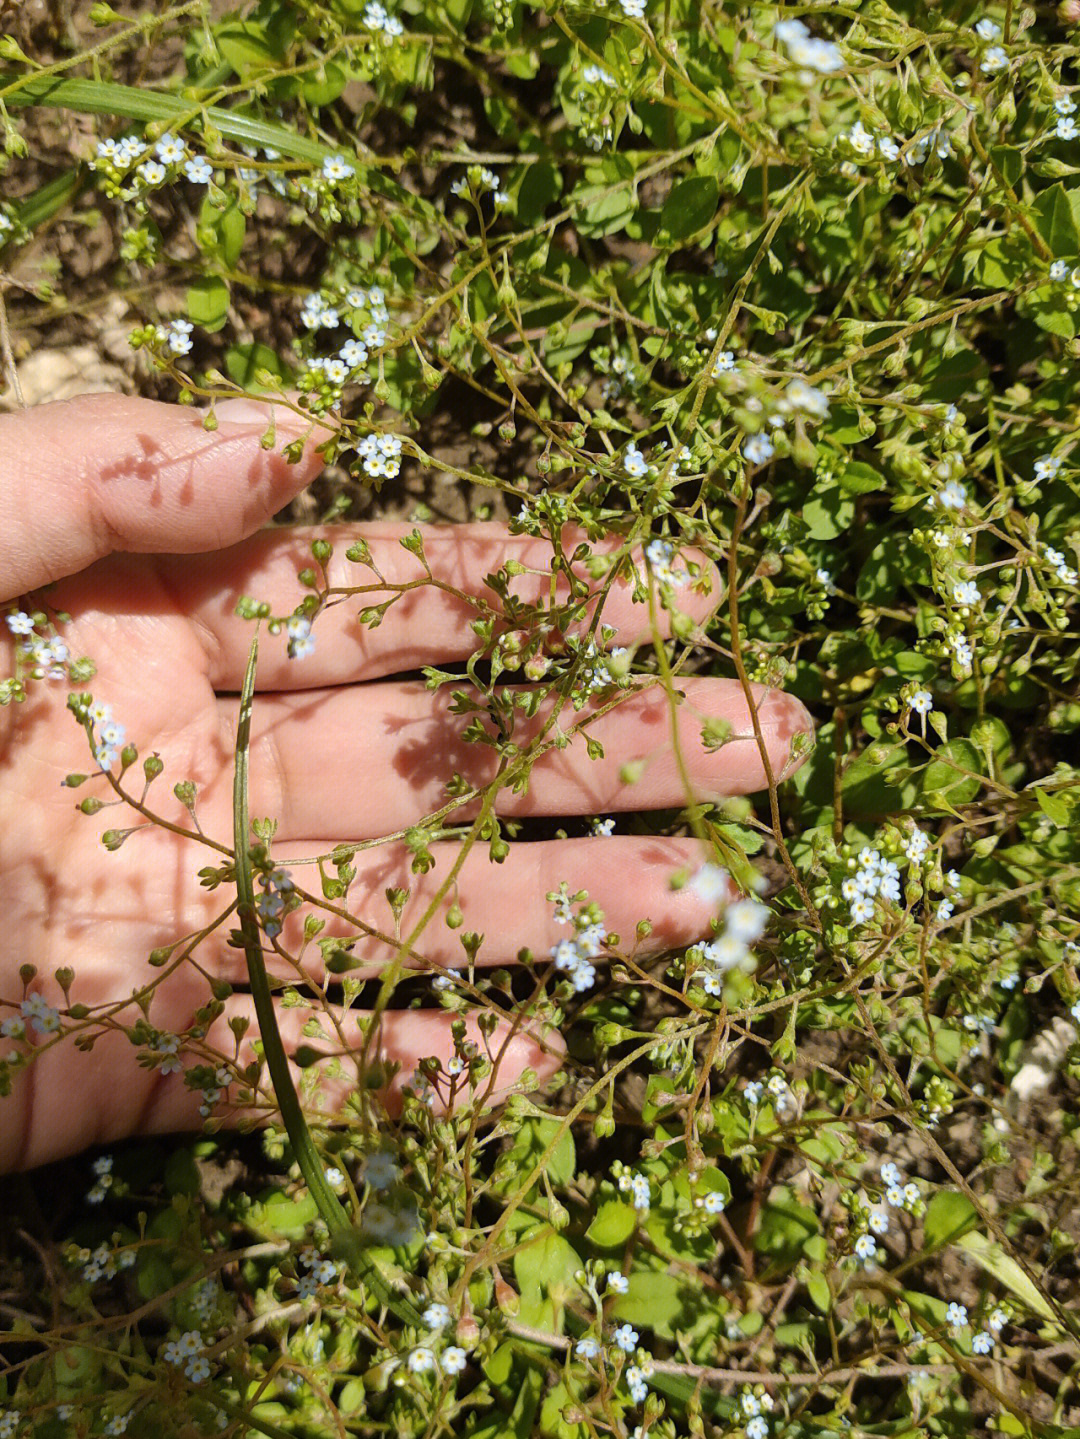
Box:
xmin=151 ymin=520 xmax=722 ymax=690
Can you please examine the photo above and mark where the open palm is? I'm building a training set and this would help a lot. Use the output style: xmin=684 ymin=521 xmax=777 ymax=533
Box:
xmin=0 ymin=393 xmax=812 ymax=1171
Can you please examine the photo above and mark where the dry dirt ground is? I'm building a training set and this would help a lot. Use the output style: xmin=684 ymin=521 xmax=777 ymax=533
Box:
xmin=0 ymin=0 xmax=515 ymax=527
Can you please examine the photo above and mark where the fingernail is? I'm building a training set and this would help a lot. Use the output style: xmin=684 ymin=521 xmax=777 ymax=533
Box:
xmin=786 ymin=694 xmax=814 ymax=738
xmin=777 ymin=696 xmax=816 ymax=779
xmin=214 ymin=397 xmax=287 ymax=425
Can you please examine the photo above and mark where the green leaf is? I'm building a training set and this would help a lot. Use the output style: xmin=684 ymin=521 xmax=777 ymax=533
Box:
xmin=659 ymin=175 xmax=719 ymax=242
xmin=803 ymin=483 xmax=854 ymax=541
xmin=187 ymin=275 xmax=230 ymax=331
xmin=214 ymin=22 xmax=279 ymax=77
xmin=1032 ymin=183 xmax=1080 ymax=255
xmin=804 ymin=1269 xmax=831 ymax=1314
xmin=965 ymin=235 xmax=1029 ymax=292
xmin=838 ymin=461 xmax=884 ymax=495
xmin=573 ymin=182 xmax=636 ymax=237
xmin=855 ymin=532 xmax=930 ymax=603
xmin=1034 ymin=784 xmax=1072 ymax=827
xmin=611 ymin=1268 xmax=701 ymax=1339
xmin=301 ymin=60 xmax=346 ymax=108
xmin=200 ymin=193 xmax=246 ymax=268
xmin=11 ymin=169 xmax=85 ymax=235
xmin=753 ymin=1185 xmax=820 ymax=1264
xmin=920 ymin=738 xmax=982 ymax=807
xmin=990 ymin=144 xmax=1023 ymax=190
xmin=585 ymin=1198 xmax=637 ymax=1249
xmin=512 ymin=1225 xmax=582 ymax=1330
xmin=225 ymin=341 xmax=288 ymax=390
xmin=1031 ymin=301 xmax=1079 ymax=339
xmin=0 ymin=74 xmax=334 ymax=163
xmin=956 ymin=1230 xmax=1058 ymax=1324
xmin=516 ymin=160 xmax=562 ymax=225
xmin=493 ymin=1116 xmax=576 ymax=1194
xmin=218 ymin=200 xmax=246 ymax=268
xmin=922 ymin=1189 xmax=978 ymax=1251
xmin=540 ymin=1382 xmax=591 ymax=1439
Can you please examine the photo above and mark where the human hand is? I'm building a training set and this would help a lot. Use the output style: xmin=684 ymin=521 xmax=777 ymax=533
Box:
xmin=0 ymin=393 xmax=813 ymax=1172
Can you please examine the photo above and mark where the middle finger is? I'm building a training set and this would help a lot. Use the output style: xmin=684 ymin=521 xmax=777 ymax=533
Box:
xmin=214 ymin=675 xmax=812 ymax=841
xmin=154 ymin=520 xmax=721 ymax=690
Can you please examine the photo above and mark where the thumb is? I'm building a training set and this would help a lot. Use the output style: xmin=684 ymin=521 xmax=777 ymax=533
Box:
xmin=0 ymin=391 xmax=333 ymax=601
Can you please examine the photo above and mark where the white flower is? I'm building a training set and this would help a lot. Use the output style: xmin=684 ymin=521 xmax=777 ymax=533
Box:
xmin=848 ymin=120 xmax=875 ymax=156
xmin=363 ymin=1 xmax=403 ymax=34
xmin=339 ymin=338 xmax=369 ymax=368
xmin=972 ymin=1330 xmax=994 ymax=1354
xmin=322 ymin=154 xmax=356 ymax=182
xmin=423 ymin=1302 xmax=451 ymax=1330
xmin=442 ymin=1346 xmax=467 ymax=1374
xmin=974 ymin=19 xmax=1001 ymax=39
xmin=612 ymin=1323 xmax=639 ymax=1352
xmin=909 ymin=689 xmax=933 ymax=715
xmin=1034 ymin=453 xmax=1063 ymax=481
xmin=407 ymin=1347 xmax=436 ymax=1373
xmin=184 ymin=156 xmax=213 ymax=183
xmin=848 ymin=895 xmax=874 ymax=925
xmin=712 ymin=349 xmax=736 ymax=375
xmin=785 ymin=377 xmax=830 ymax=419
xmin=21 ymin=993 xmax=61 ymax=1035
xmin=946 ymin=1301 xmax=968 ymax=1328
xmin=938 ymin=479 xmax=967 ymax=509
xmin=953 ymin=580 xmax=980 ymax=606
xmin=163 ymin=319 xmax=194 ymax=356
xmin=701 ymin=933 xmax=748 ymax=972
xmin=879 ymin=873 xmax=901 ymax=902
xmin=980 ymin=46 xmax=1008 ymax=73
xmin=357 ymin=432 xmax=403 ymax=479
xmin=361 ymin=1150 xmax=401 ymax=1189
xmin=743 ymin=433 xmax=774 ymax=464
xmin=905 ymin=828 xmax=931 ymax=864
xmin=137 ymin=159 xmax=166 ymax=186
xmin=155 ymin=133 xmax=187 ymax=164
xmin=688 ymin=863 xmax=730 ymax=906
xmin=626 ymin=1365 xmax=649 ymax=1403
xmin=607 ymin=1271 xmax=630 ymax=1293
xmin=117 ymin=136 xmax=147 ymax=164
xmin=725 ymin=898 xmax=770 ymax=944
xmin=774 ymin=18 xmax=844 ymax=73
xmin=624 ymin=444 xmax=649 ymax=477
xmin=854 ymin=1233 xmax=877 ymax=1261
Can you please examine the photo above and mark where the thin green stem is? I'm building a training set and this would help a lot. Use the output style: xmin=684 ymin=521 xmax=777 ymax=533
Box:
xmin=233 ymin=631 xmax=423 ymax=1327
